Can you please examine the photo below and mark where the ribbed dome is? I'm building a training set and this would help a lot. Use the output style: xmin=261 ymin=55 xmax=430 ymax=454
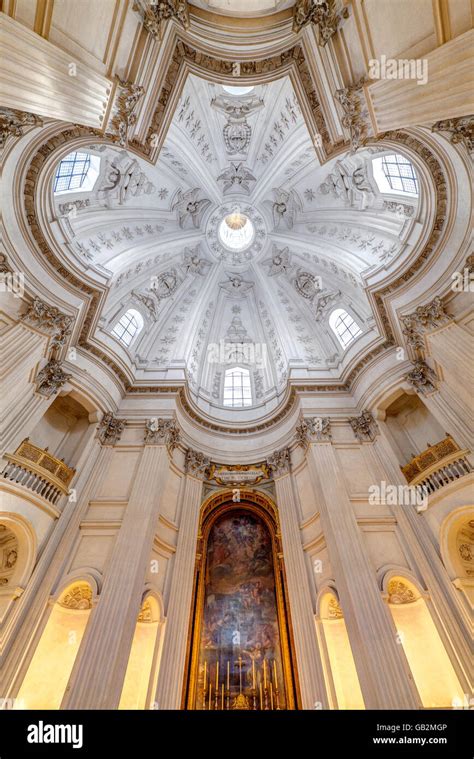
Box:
xmin=50 ymin=73 xmax=421 ymax=420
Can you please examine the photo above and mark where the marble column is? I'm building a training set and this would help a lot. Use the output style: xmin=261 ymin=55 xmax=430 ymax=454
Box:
xmin=62 ymin=427 xmax=172 ymax=709
xmin=154 ymin=472 xmax=203 ymax=710
xmin=305 ymin=431 xmax=420 ymax=709
xmin=268 ymin=450 xmax=329 ymax=710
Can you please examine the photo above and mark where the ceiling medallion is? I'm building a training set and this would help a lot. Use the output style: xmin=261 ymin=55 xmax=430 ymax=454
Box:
xmin=206 ymin=203 xmax=267 ymax=266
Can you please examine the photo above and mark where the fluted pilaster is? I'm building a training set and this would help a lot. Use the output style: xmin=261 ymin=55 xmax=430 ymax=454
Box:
xmin=62 ymin=444 xmax=170 ymax=709
xmin=306 ymin=443 xmax=420 ymax=709
xmin=154 ymin=474 xmax=203 ymax=709
xmin=273 ymin=473 xmax=329 ymax=709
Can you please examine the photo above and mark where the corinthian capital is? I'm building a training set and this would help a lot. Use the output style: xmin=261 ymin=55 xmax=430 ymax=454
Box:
xmin=144 ymin=417 xmax=180 ymax=450
xmin=97 ymin=412 xmax=126 ymax=445
xmin=34 ymin=359 xmax=71 ymax=398
xmin=185 ymin=448 xmax=210 ymax=479
xmin=295 ymin=416 xmax=332 ymax=447
xmin=0 ymin=107 xmax=42 ymax=150
xmin=404 ymin=361 xmax=438 ymax=395
xmin=134 ymin=0 xmax=189 ymax=39
xmin=293 ymin=1 xmax=349 ymax=45
xmin=432 ymin=116 xmax=474 ymax=154
xmin=266 ymin=447 xmax=291 ymax=477
xmin=349 ymin=410 xmax=378 ymax=442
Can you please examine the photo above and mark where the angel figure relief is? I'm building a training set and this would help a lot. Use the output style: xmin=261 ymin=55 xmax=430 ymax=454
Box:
xmin=172 ymin=188 xmax=212 ymax=229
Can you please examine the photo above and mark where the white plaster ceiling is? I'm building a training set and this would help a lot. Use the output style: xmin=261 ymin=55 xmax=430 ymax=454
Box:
xmin=52 ymin=73 xmax=421 ymax=417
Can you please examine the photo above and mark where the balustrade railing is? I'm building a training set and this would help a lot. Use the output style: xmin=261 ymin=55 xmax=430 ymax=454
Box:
xmin=401 ymin=436 xmax=472 ymax=494
xmin=2 ymin=438 xmax=75 ymax=505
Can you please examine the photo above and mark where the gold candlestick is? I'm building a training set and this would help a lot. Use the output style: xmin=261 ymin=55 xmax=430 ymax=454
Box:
xmin=270 ymin=682 xmax=274 ymax=710
xmin=209 ymin=683 xmax=212 ymax=710
xmin=259 ymin=682 xmax=263 ymax=710
xmin=227 ymin=660 xmax=230 ymax=691
xmin=221 ymin=683 xmax=224 ymax=710
xmin=252 ymin=659 xmax=255 ymax=690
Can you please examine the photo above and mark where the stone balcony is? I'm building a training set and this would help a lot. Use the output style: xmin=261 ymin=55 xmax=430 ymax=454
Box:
xmin=401 ymin=435 xmax=472 ymax=495
xmin=1 ymin=438 xmax=75 ymax=505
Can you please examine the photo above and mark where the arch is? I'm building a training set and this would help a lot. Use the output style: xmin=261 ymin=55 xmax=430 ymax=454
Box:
xmin=119 ymin=591 xmax=165 ymax=710
xmin=384 ymin=574 xmax=464 ymax=707
xmin=14 ymin=579 xmax=94 ymax=709
xmin=184 ymin=488 xmax=297 ymax=710
xmin=0 ymin=512 xmax=37 ymax=621
xmin=439 ymin=506 xmax=474 ymax=607
xmin=317 ymin=588 xmax=364 ymax=710
xmin=329 ymin=308 xmax=362 ymax=348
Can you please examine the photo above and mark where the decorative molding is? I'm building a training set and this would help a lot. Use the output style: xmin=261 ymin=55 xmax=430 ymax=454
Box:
xmin=98 ymin=151 xmax=155 ymax=207
xmin=293 ymin=0 xmax=349 ymax=45
xmin=404 ymin=360 xmax=438 ymax=395
xmin=0 ymin=107 xmax=42 ymax=150
xmin=35 ymin=359 xmax=71 ymax=398
xmin=266 ymin=447 xmax=291 ymax=477
xmin=335 ymin=80 xmax=372 ymax=153
xmin=295 ymin=415 xmax=331 ymax=446
xmin=58 ymin=583 xmax=93 ymax=610
xmin=58 ymin=198 xmax=91 ymax=216
xmin=349 ymin=409 xmax=378 ymax=442
xmin=432 ymin=115 xmax=474 ymax=153
xmin=23 ymin=297 xmax=73 ymax=351
xmin=107 ymin=79 xmax=144 ymax=148
xmin=401 ymin=297 xmax=451 ymax=349
xmin=387 ymin=580 xmax=417 ymax=605
xmin=327 ymin=596 xmax=344 ymax=619
xmin=133 ymin=0 xmax=189 ymax=39
xmin=97 ymin=412 xmax=126 ymax=445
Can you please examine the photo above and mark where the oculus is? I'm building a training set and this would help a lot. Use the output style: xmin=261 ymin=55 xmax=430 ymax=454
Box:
xmin=218 ymin=213 xmax=255 ymax=252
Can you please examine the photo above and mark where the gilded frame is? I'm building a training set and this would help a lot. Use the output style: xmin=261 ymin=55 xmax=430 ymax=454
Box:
xmin=183 ymin=488 xmax=299 ymax=710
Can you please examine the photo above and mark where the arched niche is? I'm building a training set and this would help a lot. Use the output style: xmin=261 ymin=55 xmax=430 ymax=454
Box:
xmin=119 ymin=593 xmax=165 ymax=710
xmin=0 ymin=513 xmax=36 ymax=622
xmin=184 ymin=490 xmax=297 ymax=710
xmin=384 ymin=575 xmax=464 ymax=707
xmin=28 ymin=393 xmax=92 ymax=470
xmin=382 ymin=391 xmax=446 ymax=468
xmin=317 ymin=590 xmax=364 ymax=710
xmin=14 ymin=580 xmax=93 ymax=710
xmin=440 ymin=508 xmax=474 ymax=608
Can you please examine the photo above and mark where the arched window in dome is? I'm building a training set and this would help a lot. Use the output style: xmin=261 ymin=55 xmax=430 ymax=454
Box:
xmin=112 ymin=309 xmax=144 ymax=347
xmin=372 ymin=153 xmax=419 ymax=196
xmin=53 ymin=151 xmax=100 ymax=195
xmin=223 ymin=366 xmax=252 ymax=407
xmin=329 ymin=308 xmax=362 ymax=349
